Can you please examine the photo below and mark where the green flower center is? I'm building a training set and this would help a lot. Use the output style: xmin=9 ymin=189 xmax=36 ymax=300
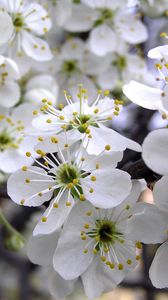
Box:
xmin=62 ymin=60 xmax=77 ymax=74
xmin=71 ymin=114 xmax=98 ymax=133
xmin=13 ymin=14 xmax=25 ymax=30
xmin=0 ymin=130 xmax=13 ymax=152
xmin=113 ymin=55 xmax=127 ymax=71
xmin=57 ymin=164 xmax=79 ymax=184
xmin=94 ymin=8 xmax=114 ymax=27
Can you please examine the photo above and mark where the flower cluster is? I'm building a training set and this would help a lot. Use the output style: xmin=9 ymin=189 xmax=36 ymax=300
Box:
xmin=1 ymin=0 xmax=168 ymax=299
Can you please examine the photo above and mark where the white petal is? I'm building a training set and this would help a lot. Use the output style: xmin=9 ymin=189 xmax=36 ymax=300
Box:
xmin=123 ymin=81 xmax=163 ymax=110
xmin=97 ymin=66 xmax=119 ymax=90
xmin=7 ymin=166 xmax=55 ymax=206
xmin=21 ymin=31 xmax=53 ymax=61
xmin=0 ymin=80 xmax=20 ymax=107
xmin=128 ymin=203 xmax=167 ymax=243
xmin=153 ymin=176 xmax=168 ymax=211
xmin=53 ymin=202 xmax=94 ymax=280
xmin=0 ymin=149 xmax=33 ymax=173
xmin=33 ymin=192 xmax=75 ymax=235
xmin=24 ymin=88 xmax=56 ymax=106
xmin=116 ymin=13 xmax=148 ymax=44
xmin=89 ymin=25 xmax=116 ymax=56
xmin=149 ymin=241 xmax=168 ymax=288
xmin=82 ymin=169 xmax=132 ymax=208
xmin=48 ymin=269 xmax=77 ymax=299
xmin=148 ymin=45 xmax=168 ymax=61
xmin=85 ymin=124 xmax=141 ymax=155
xmin=27 ymin=231 xmax=59 ymax=267
xmin=142 ymin=129 xmax=168 ymax=175
xmin=0 ymin=11 xmax=13 ymax=45
xmin=63 ymin=4 xmax=97 ymax=32
xmin=82 ymin=256 xmax=124 ymax=299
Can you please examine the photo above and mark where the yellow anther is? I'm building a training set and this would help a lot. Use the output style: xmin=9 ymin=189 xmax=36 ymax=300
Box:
xmin=106 ymin=117 xmax=112 ymax=120
xmin=101 ymin=256 xmax=106 ymax=262
xmin=106 ymin=261 xmax=111 ymax=266
xmin=73 ymin=111 xmax=78 ymax=116
xmin=104 ymin=90 xmax=110 ymax=96
xmin=110 ymin=263 xmax=115 ymax=269
xmin=81 ymin=157 xmax=85 ymax=162
xmin=85 ymin=128 xmax=90 ymax=134
xmin=58 ymin=103 xmax=64 ymax=109
xmin=79 ymin=194 xmax=85 ymax=201
xmin=66 ymin=201 xmax=72 ymax=207
xmin=42 ymin=99 xmax=47 ymax=103
xmin=98 ymin=89 xmax=102 ymax=94
xmin=162 ymin=113 xmax=168 ymax=119
xmin=38 ymin=192 xmax=43 ymax=197
xmin=125 ymin=204 xmax=130 ymax=210
xmin=83 ymin=249 xmax=88 ymax=254
xmin=93 ymin=248 xmax=98 ymax=254
xmin=127 ymin=259 xmax=132 ymax=265
xmin=96 ymin=163 xmax=100 ymax=169
xmin=94 ymin=108 xmax=99 ymax=114
xmin=47 ymin=101 xmax=53 ymax=105
xmin=95 ymin=236 xmax=100 ymax=242
xmin=46 ymin=119 xmax=52 ymax=123
xmin=136 ymin=241 xmax=142 ymax=249
xmin=53 ymin=203 xmax=59 ymax=208
xmin=118 ymin=263 xmax=124 ymax=270
xmin=88 ymin=134 xmax=92 ymax=139
xmin=0 ymin=115 xmax=4 ymax=121
xmin=38 ymin=137 xmax=43 ymax=142
xmin=165 ymin=76 xmax=168 ymax=82
xmin=73 ymin=178 xmax=79 ymax=185
xmin=91 ymin=176 xmax=96 ymax=181
xmin=160 ymin=32 xmax=167 ymax=38
xmin=48 ymin=186 xmax=52 ymax=190
xmin=105 ymin=145 xmax=111 ymax=151
xmin=64 ymin=143 xmax=69 ymax=148
xmin=44 ymin=161 xmax=49 ymax=167
xmin=22 ymin=166 xmax=27 ymax=171
xmin=41 ymin=216 xmax=47 ymax=222
xmin=61 ymin=125 xmax=67 ymax=130
xmin=84 ymin=223 xmax=90 ymax=229
xmin=25 ymin=178 xmax=30 ymax=183
xmin=161 ymin=92 xmax=165 ymax=97
xmin=33 ymin=110 xmax=38 ymax=115
xmin=51 ymin=136 xmax=58 ymax=143
xmin=115 ymin=106 xmax=120 ymax=112
xmin=34 ymin=44 xmax=38 ymax=48
xmin=136 ymin=255 xmax=141 ymax=261
xmin=20 ymin=199 xmax=25 ymax=205
xmin=113 ymin=111 xmax=119 ymax=116
xmin=86 ymin=211 xmax=92 ymax=216
xmin=81 ymin=235 xmax=87 ymax=240
xmin=165 ymin=63 xmax=168 ymax=68
xmin=89 ymin=188 xmax=94 ymax=193
xmin=67 ymin=183 xmax=73 ymax=189
xmin=103 ymin=247 xmax=109 ymax=253
xmin=43 ymin=27 xmax=48 ymax=33
xmin=26 ymin=151 xmax=31 ymax=157
xmin=59 ymin=115 xmax=65 ymax=120
xmin=155 ymin=63 xmax=162 ymax=69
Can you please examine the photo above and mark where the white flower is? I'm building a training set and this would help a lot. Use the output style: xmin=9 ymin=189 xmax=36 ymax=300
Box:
xmin=0 ymin=103 xmax=38 ymax=173
xmin=142 ymin=128 xmax=168 ymax=175
xmin=53 ymin=180 xmax=145 ymax=299
xmin=0 ymin=55 xmax=20 ymax=108
xmin=24 ymin=74 xmax=59 ymax=107
xmin=123 ymin=80 xmax=168 ymax=112
xmin=98 ymin=53 xmax=155 ymax=90
xmin=0 ymin=10 xmax=14 ymax=45
xmin=27 ymin=229 xmax=77 ymax=298
xmin=32 ymin=86 xmax=141 ymax=155
xmin=141 ymin=0 xmax=168 ymax=17
xmin=7 ymin=135 xmax=131 ymax=235
xmin=127 ymin=176 xmax=168 ymax=288
xmin=83 ymin=0 xmax=148 ymax=56
xmin=0 ymin=0 xmax=53 ymax=61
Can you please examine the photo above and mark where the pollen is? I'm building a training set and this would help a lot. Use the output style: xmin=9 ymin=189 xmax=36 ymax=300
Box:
xmin=118 ymin=263 xmax=124 ymax=270
xmin=81 ymin=235 xmax=87 ymax=240
xmin=67 ymin=183 xmax=73 ymax=189
xmin=136 ymin=241 xmax=142 ymax=249
xmin=136 ymin=255 xmax=141 ymax=261
xmin=53 ymin=203 xmax=59 ymax=208
xmin=26 ymin=152 xmax=31 ymax=157
xmin=84 ymin=223 xmax=90 ymax=229
xmin=83 ymin=249 xmax=88 ymax=254
xmin=96 ymin=163 xmax=100 ymax=169
xmin=22 ymin=166 xmax=27 ymax=171
xmin=41 ymin=216 xmax=47 ymax=222
xmin=25 ymin=178 xmax=30 ymax=183
xmin=110 ymin=263 xmax=115 ymax=269
xmin=91 ymin=176 xmax=96 ymax=181
xmin=20 ymin=199 xmax=25 ymax=205
xmin=105 ymin=145 xmax=111 ymax=151
xmin=101 ymin=256 xmax=106 ymax=262
xmin=46 ymin=119 xmax=52 ymax=123
xmin=89 ymin=188 xmax=94 ymax=193
xmin=93 ymin=248 xmax=98 ymax=254
xmin=66 ymin=201 xmax=72 ymax=206
xmin=64 ymin=143 xmax=69 ymax=148
xmin=104 ymin=90 xmax=110 ymax=96
xmin=86 ymin=211 xmax=92 ymax=216
xmin=33 ymin=110 xmax=38 ymax=115
xmin=51 ymin=136 xmax=58 ymax=143
xmin=73 ymin=178 xmax=79 ymax=185
xmin=79 ymin=194 xmax=85 ymax=201
xmin=94 ymin=108 xmax=99 ymax=114
xmin=127 ymin=259 xmax=132 ymax=265
xmin=38 ymin=137 xmax=44 ymax=142
xmin=38 ymin=192 xmax=43 ymax=197
xmin=59 ymin=116 xmax=65 ymax=120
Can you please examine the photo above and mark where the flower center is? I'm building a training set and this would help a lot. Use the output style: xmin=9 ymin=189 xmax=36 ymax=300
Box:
xmin=0 ymin=130 xmax=13 ymax=151
xmin=98 ymin=221 xmax=116 ymax=243
xmin=113 ymin=55 xmax=127 ymax=71
xmin=94 ymin=8 xmax=114 ymax=27
xmin=57 ymin=163 xmax=79 ymax=184
xmin=13 ymin=14 xmax=25 ymax=31
xmin=62 ymin=60 xmax=77 ymax=74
